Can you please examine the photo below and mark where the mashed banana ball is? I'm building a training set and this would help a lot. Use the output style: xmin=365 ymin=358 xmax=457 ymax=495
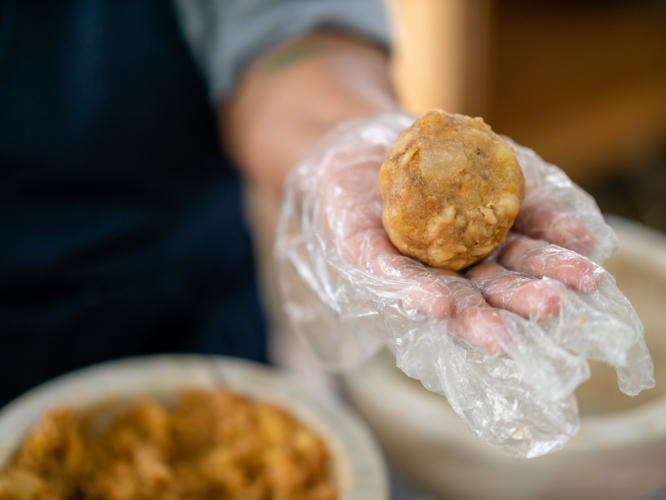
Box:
xmin=379 ymin=109 xmax=525 ymax=271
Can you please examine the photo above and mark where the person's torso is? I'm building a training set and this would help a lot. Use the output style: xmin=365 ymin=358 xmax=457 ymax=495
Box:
xmin=0 ymin=0 xmax=266 ymax=405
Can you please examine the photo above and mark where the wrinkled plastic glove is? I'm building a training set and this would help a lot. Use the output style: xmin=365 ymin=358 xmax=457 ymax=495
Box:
xmin=275 ymin=112 xmax=655 ymax=457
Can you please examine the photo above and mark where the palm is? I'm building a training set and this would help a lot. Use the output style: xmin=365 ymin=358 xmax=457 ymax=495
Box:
xmin=321 ymin=142 xmax=602 ymax=353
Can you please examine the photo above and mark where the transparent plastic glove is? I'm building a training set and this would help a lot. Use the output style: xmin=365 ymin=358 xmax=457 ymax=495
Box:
xmin=275 ymin=112 xmax=655 ymax=458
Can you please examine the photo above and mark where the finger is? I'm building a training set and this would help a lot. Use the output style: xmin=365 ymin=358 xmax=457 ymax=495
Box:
xmin=508 ymin=137 xmax=612 ymax=261
xmin=440 ymin=276 xmax=512 ymax=355
xmin=513 ymin=197 xmax=594 ymax=257
xmin=455 ymin=307 xmax=511 ymax=356
xmin=467 ymin=263 xmax=563 ymax=320
xmin=402 ymin=278 xmax=453 ymax=320
xmin=498 ymin=234 xmax=600 ymax=294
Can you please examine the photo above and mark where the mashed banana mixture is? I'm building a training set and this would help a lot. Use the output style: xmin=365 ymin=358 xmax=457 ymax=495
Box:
xmin=0 ymin=390 xmax=335 ymax=500
xmin=379 ymin=109 xmax=525 ymax=270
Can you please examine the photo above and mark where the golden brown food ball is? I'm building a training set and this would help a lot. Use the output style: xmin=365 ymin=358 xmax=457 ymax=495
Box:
xmin=378 ymin=110 xmax=525 ymax=271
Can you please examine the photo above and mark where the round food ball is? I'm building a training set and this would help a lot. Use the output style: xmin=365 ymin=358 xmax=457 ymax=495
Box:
xmin=378 ymin=109 xmax=525 ymax=271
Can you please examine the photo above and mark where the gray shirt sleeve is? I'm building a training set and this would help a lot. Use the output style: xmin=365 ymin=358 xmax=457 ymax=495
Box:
xmin=173 ymin=0 xmax=390 ymax=104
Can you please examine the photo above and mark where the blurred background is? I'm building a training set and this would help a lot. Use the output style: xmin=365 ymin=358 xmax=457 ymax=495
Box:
xmin=387 ymin=0 xmax=666 ymax=232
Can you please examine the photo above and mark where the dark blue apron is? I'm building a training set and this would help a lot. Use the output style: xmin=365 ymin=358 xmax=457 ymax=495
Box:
xmin=0 ymin=0 xmax=267 ymax=406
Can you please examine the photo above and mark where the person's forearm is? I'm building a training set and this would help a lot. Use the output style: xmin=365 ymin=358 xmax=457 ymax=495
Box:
xmin=220 ymin=32 xmax=397 ymax=197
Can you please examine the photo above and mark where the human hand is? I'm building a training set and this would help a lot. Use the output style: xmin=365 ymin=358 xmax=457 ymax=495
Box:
xmin=315 ymin=118 xmax=611 ymax=354
xmin=276 ymin=112 xmax=653 ymax=456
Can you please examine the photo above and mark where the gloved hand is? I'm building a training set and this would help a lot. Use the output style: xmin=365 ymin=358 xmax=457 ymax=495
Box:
xmin=276 ymin=112 xmax=654 ymax=457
